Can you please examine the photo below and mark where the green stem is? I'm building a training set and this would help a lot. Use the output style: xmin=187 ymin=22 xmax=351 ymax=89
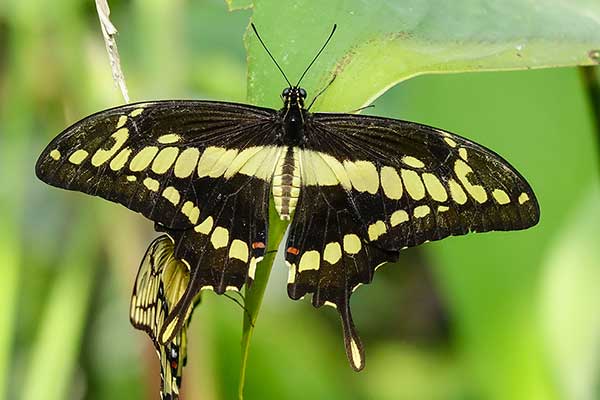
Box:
xmin=238 ymin=200 xmax=289 ymax=400
xmin=579 ymin=66 xmax=600 ymax=177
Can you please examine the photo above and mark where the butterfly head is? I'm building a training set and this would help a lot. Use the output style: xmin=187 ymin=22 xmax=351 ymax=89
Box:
xmin=282 ymin=87 xmax=307 ymax=109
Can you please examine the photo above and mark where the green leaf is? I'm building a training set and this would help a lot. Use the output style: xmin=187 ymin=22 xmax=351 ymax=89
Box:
xmin=225 ymin=0 xmax=253 ymax=11
xmin=246 ymin=0 xmax=600 ymax=111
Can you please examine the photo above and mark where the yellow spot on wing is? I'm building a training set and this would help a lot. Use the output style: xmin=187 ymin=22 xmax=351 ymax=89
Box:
xmin=126 ymin=175 xmax=137 ymax=182
xmin=343 ymin=234 xmax=362 ymax=254
xmin=324 ymin=301 xmax=337 ymax=309
xmin=224 ymin=147 xmax=264 ymax=178
xmin=448 ymin=179 xmax=467 ymax=204
xmin=286 ymin=261 xmax=296 ymax=283
xmin=152 ymin=147 xmax=179 ymax=174
xmin=238 ymin=146 xmax=275 ymax=178
xmin=444 ymin=137 xmax=457 ymax=147
xmin=209 ymin=148 xmax=238 ymax=178
xmin=161 ymin=316 xmax=179 ymax=343
xmin=174 ymin=148 xmax=200 ymax=178
xmin=130 ymin=108 xmax=144 ymax=117
xmin=157 ymin=134 xmax=181 ymax=144
xmin=402 ymin=156 xmax=425 ymax=168
xmin=249 ymin=257 xmax=261 ymax=280
xmin=129 ymin=146 xmax=159 ymax=171
xmin=50 ymin=149 xmax=61 ymax=160
xmin=211 ymin=227 xmax=229 ymax=249
xmin=302 ymin=150 xmax=340 ymax=186
xmin=143 ymin=177 xmax=159 ymax=192
xmin=458 ymin=147 xmax=468 ymax=161
xmin=492 ymin=189 xmax=510 ymax=205
xmin=438 ymin=205 xmax=450 ymax=212
xmin=181 ymin=201 xmax=199 ymax=224
xmin=298 ymin=250 xmax=320 ymax=272
xmin=380 ymin=167 xmax=403 ymax=199
xmin=368 ymin=220 xmax=387 ymax=241
xmin=68 ymin=149 xmax=89 ymax=165
xmin=323 ymin=242 xmax=342 ymax=264
xmin=318 ymin=153 xmax=352 ymax=190
xmin=390 ymin=210 xmax=409 ymax=226
xmin=162 ymin=186 xmax=180 ymax=205
xmin=229 ymin=240 xmax=249 ymax=262
xmin=253 ymin=147 xmax=284 ymax=180
xmin=518 ymin=192 xmax=530 ymax=204
xmin=197 ymin=147 xmax=226 ymax=177
xmin=422 ymin=173 xmax=448 ymax=202
xmin=116 ymin=115 xmax=128 ymax=128
xmin=344 ymin=160 xmax=379 ymax=194
xmin=454 ymin=159 xmax=488 ymax=203
xmin=110 ymin=148 xmax=132 ymax=171
xmin=194 ymin=216 xmax=213 ymax=234
xmin=349 ymin=338 xmax=363 ymax=370
xmin=413 ymin=205 xmax=431 ymax=218
xmin=91 ymin=128 xmax=129 ymax=167
xmin=401 ymin=169 xmax=425 ymax=200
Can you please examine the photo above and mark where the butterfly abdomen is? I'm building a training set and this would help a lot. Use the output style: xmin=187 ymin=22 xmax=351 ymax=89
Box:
xmin=272 ymin=146 xmax=300 ymax=220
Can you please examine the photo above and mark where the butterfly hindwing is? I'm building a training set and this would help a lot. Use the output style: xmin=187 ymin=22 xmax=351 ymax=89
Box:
xmin=284 ymin=112 xmax=539 ymax=370
xmin=285 ymin=182 xmax=396 ymax=370
xmin=157 ymin=171 xmax=273 ymax=343
xmin=131 ymin=235 xmax=198 ymax=400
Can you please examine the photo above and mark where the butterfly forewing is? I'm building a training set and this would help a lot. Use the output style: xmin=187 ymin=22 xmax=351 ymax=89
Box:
xmin=306 ymin=113 xmax=539 ymax=238
xmin=36 ymin=101 xmax=278 ymax=229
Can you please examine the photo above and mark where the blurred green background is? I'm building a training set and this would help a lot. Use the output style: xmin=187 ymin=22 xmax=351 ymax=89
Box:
xmin=1 ymin=1 xmax=599 ymax=399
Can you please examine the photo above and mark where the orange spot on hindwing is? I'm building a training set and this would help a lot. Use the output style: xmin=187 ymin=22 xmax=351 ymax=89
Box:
xmin=287 ymin=246 xmax=300 ymax=255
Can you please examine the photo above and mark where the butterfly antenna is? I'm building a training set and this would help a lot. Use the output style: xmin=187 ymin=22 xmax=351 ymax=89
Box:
xmin=296 ymin=24 xmax=337 ymax=87
xmin=251 ymin=23 xmax=293 ymax=88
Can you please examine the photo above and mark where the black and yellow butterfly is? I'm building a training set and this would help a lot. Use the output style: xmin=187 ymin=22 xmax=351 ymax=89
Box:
xmin=36 ymin=25 xmax=539 ymax=372
xmin=131 ymin=235 xmax=199 ymax=400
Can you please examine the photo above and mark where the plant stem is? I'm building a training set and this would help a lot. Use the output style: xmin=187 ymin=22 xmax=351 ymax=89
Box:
xmin=238 ymin=201 xmax=289 ymax=400
xmin=579 ymin=66 xmax=600 ymax=177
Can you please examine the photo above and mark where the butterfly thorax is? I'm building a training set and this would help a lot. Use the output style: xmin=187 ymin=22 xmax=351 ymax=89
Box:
xmin=280 ymin=86 xmax=308 ymax=146
xmin=272 ymin=87 xmax=308 ymax=219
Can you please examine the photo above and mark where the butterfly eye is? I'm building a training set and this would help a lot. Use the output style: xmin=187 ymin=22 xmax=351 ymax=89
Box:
xmin=282 ymin=88 xmax=291 ymax=97
xmin=299 ymin=88 xmax=307 ymax=98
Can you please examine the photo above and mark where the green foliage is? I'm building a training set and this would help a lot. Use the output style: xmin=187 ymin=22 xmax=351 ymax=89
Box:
xmin=0 ymin=1 xmax=599 ymax=400
xmin=247 ymin=0 xmax=600 ymax=111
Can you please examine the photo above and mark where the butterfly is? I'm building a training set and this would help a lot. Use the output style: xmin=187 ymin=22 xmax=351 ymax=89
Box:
xmin=35 ymin=24 xmax=539 ymax=372
xmin=130 ymin=235 xmax=199 ymax=400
